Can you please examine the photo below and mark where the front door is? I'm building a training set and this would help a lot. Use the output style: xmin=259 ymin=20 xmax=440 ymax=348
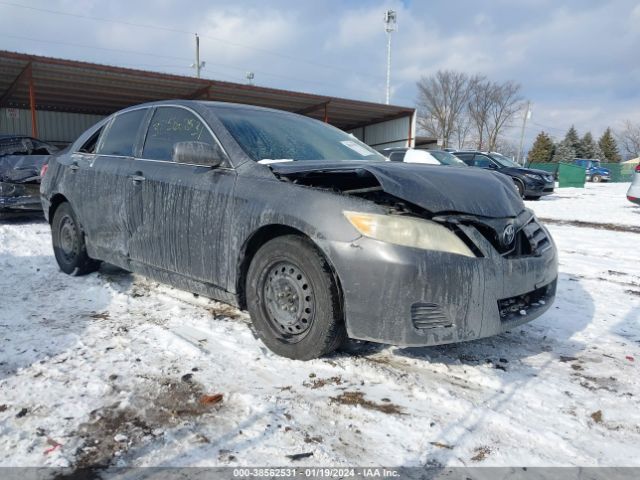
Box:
xmin=127 ymin=106 xmax=236 ymax=288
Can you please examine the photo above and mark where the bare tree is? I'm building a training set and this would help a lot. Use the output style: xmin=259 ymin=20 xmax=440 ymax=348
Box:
xmin=467 ymin=79 xmax=522 ymax=151
xmin=467 ymin=77 xmax=492 ymax=150
xmin=416 ymin=71 xmax=474 ymax=148
xmin=617 ymin=120 xmax=640 ymax=158
xmin=485 ymin=81 xmax=523 ymax=151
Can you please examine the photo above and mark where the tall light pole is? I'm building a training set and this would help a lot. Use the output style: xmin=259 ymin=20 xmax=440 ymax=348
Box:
xmin=192 ymin=34 xmax=206 ymax=78
xmin=383 ymin=9 xmax=397 ymax=105
xmin=517 ymin=100 xmax=532 ymax=165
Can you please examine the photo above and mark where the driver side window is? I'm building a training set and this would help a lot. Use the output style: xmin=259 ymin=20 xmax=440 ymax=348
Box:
xmin=142 ymin=107 xmax=214 ymax=162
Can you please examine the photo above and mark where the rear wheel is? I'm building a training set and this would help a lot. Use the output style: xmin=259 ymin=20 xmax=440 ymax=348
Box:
xmin=51 ymin=202 xmax=100 ymax=275
xmin=592 ymin=174 xmax=602 ymax=183
xmin=246 ymin=235 xmax=346 ymax=360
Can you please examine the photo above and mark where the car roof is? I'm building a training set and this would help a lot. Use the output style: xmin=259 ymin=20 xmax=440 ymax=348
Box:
xmin=116 ymin=99 xmax=299 ymax=116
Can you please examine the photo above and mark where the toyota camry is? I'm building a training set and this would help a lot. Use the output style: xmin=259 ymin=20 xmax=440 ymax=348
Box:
xmin=41 ymin=101 xmax=558 ymax=360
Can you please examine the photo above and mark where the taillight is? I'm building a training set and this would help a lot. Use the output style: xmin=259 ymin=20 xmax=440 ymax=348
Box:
xmin=635 ymin=164 xmax=640 ymax=173
xmin=40 ymin=163 xmax=48 ymax=178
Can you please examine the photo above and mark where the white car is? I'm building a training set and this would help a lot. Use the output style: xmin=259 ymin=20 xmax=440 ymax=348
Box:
xmin=627 ymin=164 xmax=640 ymax=205
xmin=383 ymin=148 xmax=467 ymax=166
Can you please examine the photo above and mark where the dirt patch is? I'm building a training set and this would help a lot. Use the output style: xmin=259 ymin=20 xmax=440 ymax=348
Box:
xmin=625 ymin=290 xmax=640 ymax=297
xmin=330 ymin=391 xmax=403 ymax=415
xmin=591 ymin=410 xmax=603 ymax=424
xmin=471 ymin=446 xmax=492 ymax=462
xmin=430 ymin=441 xmax=453 ymax=450
xmin=304 ymin=376 xmax=343 ymax=389
xmin=74 ymin=376 xmax=222 ymax=468
xmin=538 ymin=218 xmax=640 ymax=234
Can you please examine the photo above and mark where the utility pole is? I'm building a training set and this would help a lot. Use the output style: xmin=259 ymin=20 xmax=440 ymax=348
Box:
xmin=192 ymin=34 xmax=205 ymax=78
xmin=517 ymin=100 xmax=531 ymax=165
xmin=383 ymin=10 xmax=397 ymax=105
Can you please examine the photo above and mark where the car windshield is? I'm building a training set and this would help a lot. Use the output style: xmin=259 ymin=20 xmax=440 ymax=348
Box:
xmin=489 ymin=152 xmax=520 ymax=168
xmin=429 ymin=150 xmax=467 ymax=166
xmin=213 ymin=106 xmax=387 ymax=162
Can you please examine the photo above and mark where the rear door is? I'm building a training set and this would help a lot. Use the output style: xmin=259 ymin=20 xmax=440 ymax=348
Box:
xmin=73 ymin=108 xmax=149 ymax=264
xmin=127 ymin=105 xmax=236 ymax=288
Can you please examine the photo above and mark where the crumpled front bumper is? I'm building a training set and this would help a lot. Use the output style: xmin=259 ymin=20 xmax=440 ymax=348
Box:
xmin=325 ymin=222 xmax=558 ymax=347
xmin=0 ymin=192 xmax=43 ymax=212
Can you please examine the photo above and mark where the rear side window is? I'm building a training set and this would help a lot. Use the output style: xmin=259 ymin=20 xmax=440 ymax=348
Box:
xmin=455 ymin=153 xmax=474 ymax=165
xmin=142 ymin=107 xmax=214 ymax=161
xmin=97 ymin=109 xmax=146 ymax=157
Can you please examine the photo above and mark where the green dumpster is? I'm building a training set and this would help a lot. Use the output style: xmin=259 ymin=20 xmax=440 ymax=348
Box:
xmin=558 ymin=162 xmax=585 ymax=188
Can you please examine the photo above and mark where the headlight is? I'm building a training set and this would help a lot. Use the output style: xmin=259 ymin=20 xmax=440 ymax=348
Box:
xmin=524 ymin=173 xmax=542 ymax=181
xmin=343 ymin=211 xmax=475 ymax=257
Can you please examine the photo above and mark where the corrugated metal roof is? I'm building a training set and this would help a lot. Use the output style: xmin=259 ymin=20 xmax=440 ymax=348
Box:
xmin=0 ymin=50 xmax=414 ymax=131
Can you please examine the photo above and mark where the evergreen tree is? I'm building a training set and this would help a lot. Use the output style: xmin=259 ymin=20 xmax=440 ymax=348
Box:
xmin=552 ymin=139 xmax=575 ymax=164
xmin=580 ymin=132 xmax=596 ymax=158
xmin=592 ymin=144 xmax=605 ymax=161
xmin=527 ymin=131 xmax=555 ymax=163
xmin=598 ymin=127 xmax=621 ymax=162
xmin=564 ymin=125 xmax=583 ymax=157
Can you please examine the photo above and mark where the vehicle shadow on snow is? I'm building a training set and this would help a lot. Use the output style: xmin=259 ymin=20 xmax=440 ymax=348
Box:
xmin=0 ymin=256 xmax=126 ymax=383
xmin=346 ymin=273 xmax=595 ymax=466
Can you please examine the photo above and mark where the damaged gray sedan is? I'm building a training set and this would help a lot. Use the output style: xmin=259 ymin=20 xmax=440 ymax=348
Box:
xmin=41 ymin=100 xmax=558 ymax=360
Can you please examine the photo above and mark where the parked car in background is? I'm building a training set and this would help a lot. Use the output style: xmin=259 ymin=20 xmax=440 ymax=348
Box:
xmin=0 ymin=135 xmax=58 ymax=215
xmin=382 ymin=148 xmax=467 ymax=166
xmin=573 ymin=159 xmax=610 ymax=182
xmin=453 ymin=151 xmax=555 ymax=199
xmin=627 ymin=164 xmax=640 ymax=205
xmin=40 ymin=100 xmax=557 ymax=360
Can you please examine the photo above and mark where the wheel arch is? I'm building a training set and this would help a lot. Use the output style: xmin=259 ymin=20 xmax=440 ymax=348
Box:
xmin=236 ymin=224 xmax=344 ymax=314
xmin=48 ymin=193 xmax=69 ymax=224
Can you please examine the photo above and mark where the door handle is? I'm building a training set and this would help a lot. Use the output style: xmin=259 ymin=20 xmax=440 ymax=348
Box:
xmin=69 ymin=162 xmax=79 ymax=171
xmin=128 ymin=174 xmax=145 ymax=183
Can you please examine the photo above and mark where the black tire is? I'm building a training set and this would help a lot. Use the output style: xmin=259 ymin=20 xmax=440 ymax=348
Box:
xmin=246 ymin=235 xmax=346 ymax=360
xmin=514 ymin=179 xmax=525 ymax=198
xmin=591 ymin=174 xmax=602 ymax=183
xmin=525 ymin=195 xmax=541 ymax=201
xmin=51 ymin=202 xmax=100 ymax=276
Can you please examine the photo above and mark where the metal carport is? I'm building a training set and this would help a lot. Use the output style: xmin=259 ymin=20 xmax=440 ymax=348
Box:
xmin=0 ymin=50 xmax=415 ymax=148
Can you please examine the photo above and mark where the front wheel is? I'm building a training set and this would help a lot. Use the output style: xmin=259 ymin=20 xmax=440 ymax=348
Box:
xmin=246 ymin=235 xmax=346 ymax=360
xmin=591 ymin=174 xmax=602 ymax=183
xmin=51 ymin=202 xmax=100 ymax=275
xmin=514 ymin=179 xmax=525 ymax=198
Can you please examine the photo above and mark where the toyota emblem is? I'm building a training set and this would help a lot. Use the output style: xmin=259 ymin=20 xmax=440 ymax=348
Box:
xmin=503 ymin=224 xmax=515 ymax=246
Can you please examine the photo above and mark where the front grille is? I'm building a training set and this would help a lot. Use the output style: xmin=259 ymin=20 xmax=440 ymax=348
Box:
xmin=521 ymin=219 xmax=551 ymax=255
xmin=501 ymin=218 xmax=550 ymax=258
xmin=498 ymin=279 xmax=556 ymax=322
xmin=411 ymin=303 xmax=452 ymax=330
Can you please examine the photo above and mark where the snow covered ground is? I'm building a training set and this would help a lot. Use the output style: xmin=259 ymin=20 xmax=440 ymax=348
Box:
xmin=525 ymin=182 xmax=639 ymax=228
xmin=1 ymin=183 xmax=639 ymax=469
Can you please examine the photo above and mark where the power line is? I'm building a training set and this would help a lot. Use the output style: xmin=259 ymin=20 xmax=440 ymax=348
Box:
xmin=0 ymin=0 xmax=381 ymax=79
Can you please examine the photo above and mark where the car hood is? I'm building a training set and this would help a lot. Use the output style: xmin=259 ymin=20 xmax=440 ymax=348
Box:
xmin=0 ymin=154 xmax=48 ymax=183
xmin=269 ymin=160 xmax=524 ymax=218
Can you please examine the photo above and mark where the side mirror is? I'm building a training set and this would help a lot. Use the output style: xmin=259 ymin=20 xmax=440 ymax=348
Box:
xmin=172 ymin=141 xmax=225 ymax=167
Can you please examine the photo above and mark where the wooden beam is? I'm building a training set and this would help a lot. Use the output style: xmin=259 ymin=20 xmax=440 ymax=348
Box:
xmin=28 ymin=66 xmax=38 ymax=138
xmin=296 ymin=101 xmax=330 ymax=115
xmin=0 ymin=62 xmax=32 ymax=107
xmin=186 ymin=84 xmax=211 ymax=100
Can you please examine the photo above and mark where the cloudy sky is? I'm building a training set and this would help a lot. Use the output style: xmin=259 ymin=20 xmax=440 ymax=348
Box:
xmin=1 ymin=0 xmax=639 ymax=148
